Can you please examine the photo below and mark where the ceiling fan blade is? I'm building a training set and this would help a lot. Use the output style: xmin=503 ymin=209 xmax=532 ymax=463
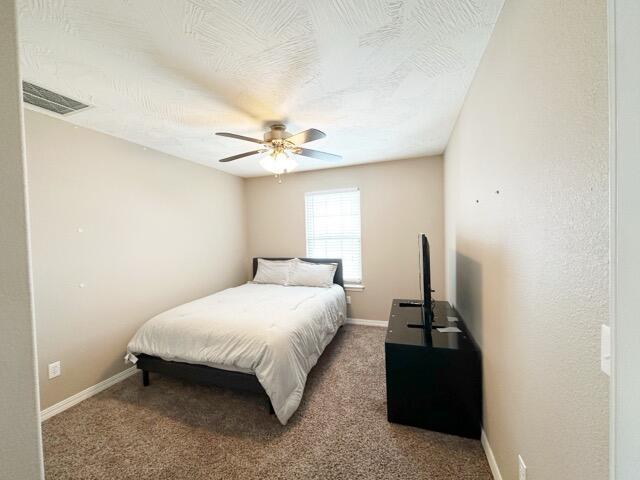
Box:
xmin=296 ymin=148 xmax=342 ymax=162
xmin=216 ymin=132 xmax=265 ymax=144
xmin=218 ymin=150 xmax=263 ymax=162
xmin=285 ymin=128 xmax=326 ymax=145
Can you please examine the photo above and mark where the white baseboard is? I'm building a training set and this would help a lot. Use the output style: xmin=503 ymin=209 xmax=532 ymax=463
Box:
xmin=346 ymin=318 xmax=388 ymax=327
xmin=481 ymin=428 xmax=503 ymax=480
xmin=40 ymin=366 xmax=137 ymax=421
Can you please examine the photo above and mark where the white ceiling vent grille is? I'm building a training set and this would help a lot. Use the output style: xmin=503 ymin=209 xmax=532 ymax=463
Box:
xmin=22 ymin=81 xmax=90 ymax=115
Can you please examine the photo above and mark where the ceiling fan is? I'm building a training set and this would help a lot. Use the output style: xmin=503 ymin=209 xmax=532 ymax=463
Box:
xmin=215 ymin=124 xmax=342 ymax=175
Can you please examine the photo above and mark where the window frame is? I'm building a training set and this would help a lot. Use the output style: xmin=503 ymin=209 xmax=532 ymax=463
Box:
xmin=304 ymin=187 xmax=363 ymax=285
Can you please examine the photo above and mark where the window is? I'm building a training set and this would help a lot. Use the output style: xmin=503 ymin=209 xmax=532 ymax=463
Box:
xmin=305 ymin=188 xmax=362 ymax=284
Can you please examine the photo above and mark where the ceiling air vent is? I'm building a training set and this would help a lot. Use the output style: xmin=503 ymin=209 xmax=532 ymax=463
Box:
xmin=22 ymin=81 xmax=90 ymax=116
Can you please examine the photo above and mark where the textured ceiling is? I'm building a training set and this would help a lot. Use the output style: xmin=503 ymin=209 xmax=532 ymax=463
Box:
xmin=17 ymin=0 xmax=503 ymax=177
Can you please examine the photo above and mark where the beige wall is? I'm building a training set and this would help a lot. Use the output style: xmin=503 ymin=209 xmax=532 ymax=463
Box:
xmin=0 ymin=2 xmax=44 ymax=477
xmin=25 ymin=110 xmax=248 ymax=409
xmin=445 ymin=0 xmax=608 ymax=479
xmin=245 ymin=157 xmax=444 ymax=320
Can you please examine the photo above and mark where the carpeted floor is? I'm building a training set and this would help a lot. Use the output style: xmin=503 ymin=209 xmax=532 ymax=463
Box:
xmin=43 ymin=325 xmax=491 ymax=479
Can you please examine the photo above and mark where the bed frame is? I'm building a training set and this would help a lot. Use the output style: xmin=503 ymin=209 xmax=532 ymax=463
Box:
xmin=135 ymin=257 xmax=344 ymax=415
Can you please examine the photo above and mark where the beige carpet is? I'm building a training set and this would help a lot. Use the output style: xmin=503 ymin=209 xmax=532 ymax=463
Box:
xmin=43 ymin=325 xmax=491 ymax=479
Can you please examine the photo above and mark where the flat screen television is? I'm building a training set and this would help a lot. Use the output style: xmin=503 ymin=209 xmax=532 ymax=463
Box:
xmin=401 ymin=233 xmax=436 ymax=329
xmin=418 ymin=233 xmax=434 ymax=326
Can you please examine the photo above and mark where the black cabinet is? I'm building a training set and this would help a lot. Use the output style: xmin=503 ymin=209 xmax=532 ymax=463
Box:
xmin=385 ymin=300 xmax=482 ymax=439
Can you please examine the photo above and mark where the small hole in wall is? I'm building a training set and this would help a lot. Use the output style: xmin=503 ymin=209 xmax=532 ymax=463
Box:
xmin=475 ymin=200 xmax=479 ymax=203
xmin=496 ymin=190 xmax=500 ymax=194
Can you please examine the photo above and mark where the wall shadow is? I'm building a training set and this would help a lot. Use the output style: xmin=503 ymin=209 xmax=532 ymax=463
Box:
xmin=455 ymin=252 xmax=484 ymax=347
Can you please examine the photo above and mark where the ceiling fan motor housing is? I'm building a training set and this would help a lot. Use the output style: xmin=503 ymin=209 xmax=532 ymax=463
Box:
xmin=263 ymin=123 xmax=291 ymax=143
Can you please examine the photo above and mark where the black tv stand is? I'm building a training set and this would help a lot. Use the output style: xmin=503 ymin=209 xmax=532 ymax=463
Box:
xmin=385 ymin=299 xmax=482 ymax=439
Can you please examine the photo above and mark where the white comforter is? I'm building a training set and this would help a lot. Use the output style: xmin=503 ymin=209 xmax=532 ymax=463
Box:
xmin=126 ymin=282 xmax=346 ymax=425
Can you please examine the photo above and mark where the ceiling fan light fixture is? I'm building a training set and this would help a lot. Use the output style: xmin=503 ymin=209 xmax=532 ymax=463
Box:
xmin=259 ymin=148 xmax=298 ymax=174
xmin=216 ymin=125 xmax=340 ymax=174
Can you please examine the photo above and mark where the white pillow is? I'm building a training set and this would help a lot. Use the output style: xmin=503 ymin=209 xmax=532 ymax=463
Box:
xmin=288 ymin=259 xmax=337 ymax=288
xmin=253 ymin=258 xmax=294 ymax=285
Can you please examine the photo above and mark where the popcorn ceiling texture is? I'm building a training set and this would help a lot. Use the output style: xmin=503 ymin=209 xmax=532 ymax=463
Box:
xmin=17 ymin=0 xmax=503 ymax=177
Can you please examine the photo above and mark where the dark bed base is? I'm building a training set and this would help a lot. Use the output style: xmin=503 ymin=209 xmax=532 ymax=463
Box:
xmin=135 ymin=257 xmax=343 ymax=418
xmin=136 ymin=353 xmax=274 ymax=414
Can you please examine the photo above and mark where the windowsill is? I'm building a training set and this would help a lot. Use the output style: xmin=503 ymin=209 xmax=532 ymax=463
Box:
xmin=344 ymin=284 xmax=365 ymax=291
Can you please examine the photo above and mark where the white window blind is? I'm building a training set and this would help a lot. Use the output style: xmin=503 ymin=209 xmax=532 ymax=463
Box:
xmin=305 ymin=188 xmax=362 ymax=284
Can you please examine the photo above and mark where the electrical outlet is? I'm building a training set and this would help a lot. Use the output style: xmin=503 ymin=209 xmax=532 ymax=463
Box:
xmin=518 ymin=454 xmax=527 ymax=480
xmin=346 ymin=295 xmax=351 ymax=305
xmin=48 ymin=361 xmax=61 ymax=379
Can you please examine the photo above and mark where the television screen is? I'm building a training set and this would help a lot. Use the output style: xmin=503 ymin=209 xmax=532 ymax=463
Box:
xmin=419 ymin=233 xmax=433 ymax=324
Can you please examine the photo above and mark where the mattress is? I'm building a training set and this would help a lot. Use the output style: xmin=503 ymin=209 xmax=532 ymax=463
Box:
xmin=126 ymin=282 xmax=346 ymax=424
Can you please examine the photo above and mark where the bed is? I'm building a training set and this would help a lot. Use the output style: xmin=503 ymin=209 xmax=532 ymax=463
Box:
xmin=125 ymin=257 xmax=346 ymax=425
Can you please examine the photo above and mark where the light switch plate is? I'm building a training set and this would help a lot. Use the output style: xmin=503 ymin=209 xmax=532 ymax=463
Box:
xmin=48 ymin=361 xmax=61 ymax=379
xmin=518 ymin=455 xmax=526 ymax=480
xmin=601 ymin=324 xmax=611 ymax=376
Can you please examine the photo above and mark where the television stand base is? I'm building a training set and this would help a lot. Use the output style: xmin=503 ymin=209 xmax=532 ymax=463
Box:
xmin=385 ymin=299 xmax=482 ymax=439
